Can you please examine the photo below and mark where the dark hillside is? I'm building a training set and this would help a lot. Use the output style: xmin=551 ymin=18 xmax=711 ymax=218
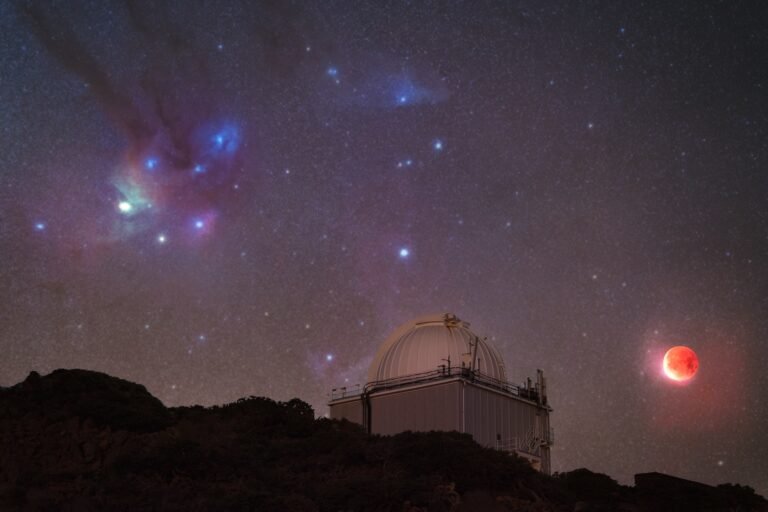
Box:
xmin=1 ymin=370 xmax=765 ymax=512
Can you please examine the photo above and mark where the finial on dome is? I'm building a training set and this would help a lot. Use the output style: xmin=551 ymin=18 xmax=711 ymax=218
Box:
xmin=443 ymin=313 xmax=469 ymax=328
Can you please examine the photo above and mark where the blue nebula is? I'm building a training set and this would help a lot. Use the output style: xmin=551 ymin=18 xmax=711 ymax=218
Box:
xmin=194 ymin=164 xmax=206 ymax=174
xmin=391 ymin=76 xmax=438 ymax=108
xmin=203 ymin=124 xmax=240 ymax=158
xmin=338 ymin=66 xmax=449 ymax=110
xmin=145 ymin=157 xmax=158 ymax=170
xmin=326 ymin=67 xmax=341 ymax=85
xmin=112 ymin=177 xmax=151 ymax=217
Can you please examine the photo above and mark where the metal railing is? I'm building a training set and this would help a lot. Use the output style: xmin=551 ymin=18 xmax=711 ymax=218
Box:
xmin=498 ymin=436 xmax=541 ymax=457
xmin=330 ymin=366 xmax=541 ymax=403
xmin=329 ymin=385 xmax=363 ymax=400
xmin=497 ymin=426 xmax=554 ymax=456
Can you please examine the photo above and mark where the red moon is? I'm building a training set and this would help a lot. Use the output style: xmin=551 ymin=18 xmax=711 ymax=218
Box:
xmin=663 ymin=346 xmax=699 ymax=381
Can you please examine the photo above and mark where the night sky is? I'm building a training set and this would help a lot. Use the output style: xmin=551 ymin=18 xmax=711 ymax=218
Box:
xmin=2 ymin=0 xmax=767 ymax=495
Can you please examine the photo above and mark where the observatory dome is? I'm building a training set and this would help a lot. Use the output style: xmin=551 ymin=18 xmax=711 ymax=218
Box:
xmin=367 ymin=313 xmax=507 ymax=383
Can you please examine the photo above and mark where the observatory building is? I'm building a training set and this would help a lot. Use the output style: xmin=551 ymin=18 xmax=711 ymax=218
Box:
xmin=329 ymin=313 xmax=554 ymax=473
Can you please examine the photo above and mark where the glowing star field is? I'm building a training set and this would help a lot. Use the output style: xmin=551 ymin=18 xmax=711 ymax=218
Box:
xmin=1 ymin=0 xmax=767 ymax=497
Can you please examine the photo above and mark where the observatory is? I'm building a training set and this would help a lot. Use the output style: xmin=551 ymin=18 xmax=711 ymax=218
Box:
xmin=329 ymin=313 xmax=553 ymax=473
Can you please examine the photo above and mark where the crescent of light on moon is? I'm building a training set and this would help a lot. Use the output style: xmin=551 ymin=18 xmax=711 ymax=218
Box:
xmin=662 ymin=345 xmax=699 ymax=381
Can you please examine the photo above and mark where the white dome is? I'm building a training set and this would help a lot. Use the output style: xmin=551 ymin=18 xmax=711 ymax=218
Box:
xmin=367 ymin=313 xmax=507 ymax=383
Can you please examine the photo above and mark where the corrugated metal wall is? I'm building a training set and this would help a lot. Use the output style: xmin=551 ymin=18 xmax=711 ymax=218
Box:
xmin=463 ymin=383 xmax=551 ymax=473
xmin=370 ymin=381 xmax=462 ymax=435
xmin=329 ymin=398 xmax=364 ymax=425
xmin=328 ymin=379 xmax=551 ymax=474
xmin=464 ymin=384 xmax=537 ymax=447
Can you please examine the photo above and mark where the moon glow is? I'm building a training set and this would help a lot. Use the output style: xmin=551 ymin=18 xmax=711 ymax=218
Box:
xmin=663 ymin=346 xmax=699 ymax=381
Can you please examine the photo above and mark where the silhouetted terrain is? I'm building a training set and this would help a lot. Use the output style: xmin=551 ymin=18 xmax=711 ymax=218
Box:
xmin=0 ymin=370 xmax=765 ymax=511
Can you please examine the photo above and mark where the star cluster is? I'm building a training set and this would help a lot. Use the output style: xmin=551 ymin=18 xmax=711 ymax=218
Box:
xmin=1 ymin=0 xmax=767 ymax=496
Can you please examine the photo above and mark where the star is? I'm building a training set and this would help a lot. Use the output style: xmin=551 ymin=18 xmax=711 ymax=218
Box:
xmin=326 ymin=67 xmax=340 ymax=84
xmin=8 ymin=2 xmax=768 ymax=496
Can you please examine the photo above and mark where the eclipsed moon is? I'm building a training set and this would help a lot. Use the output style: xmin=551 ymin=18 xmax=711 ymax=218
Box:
xmin=663 ymin=346 xmax=699 ymax=381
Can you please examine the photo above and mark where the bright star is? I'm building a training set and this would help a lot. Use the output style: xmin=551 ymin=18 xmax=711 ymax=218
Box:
xmin=34 ymin=222 xmax=46 ymax=231
xmin=399 ymin=247 xmax=410 ymax=258
xmin=326 ymin=354 xmax=334 ymax=362
xmin=433 ymin=139 xmax=444 ymax=151
xmin=194 ymin=164 xmax=205 ymax=173
xmin=205 ymin=124 xmax=240 ymax=156
xmin=327 ymin=67 xmax=338 ymax=77
xmin=194 ymin=220 xmax=205 ymax=229
xmin=145 ymin=158 xmax=158 ymax=170
xmin=118 ymin=201 xmax=133 ymax=213
xmin=157 ymin=234 xmax=167 ymax=244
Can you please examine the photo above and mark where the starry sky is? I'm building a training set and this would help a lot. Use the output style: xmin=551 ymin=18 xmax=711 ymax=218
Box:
xmin=2 ymin=0 xmax=767 ymax=495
